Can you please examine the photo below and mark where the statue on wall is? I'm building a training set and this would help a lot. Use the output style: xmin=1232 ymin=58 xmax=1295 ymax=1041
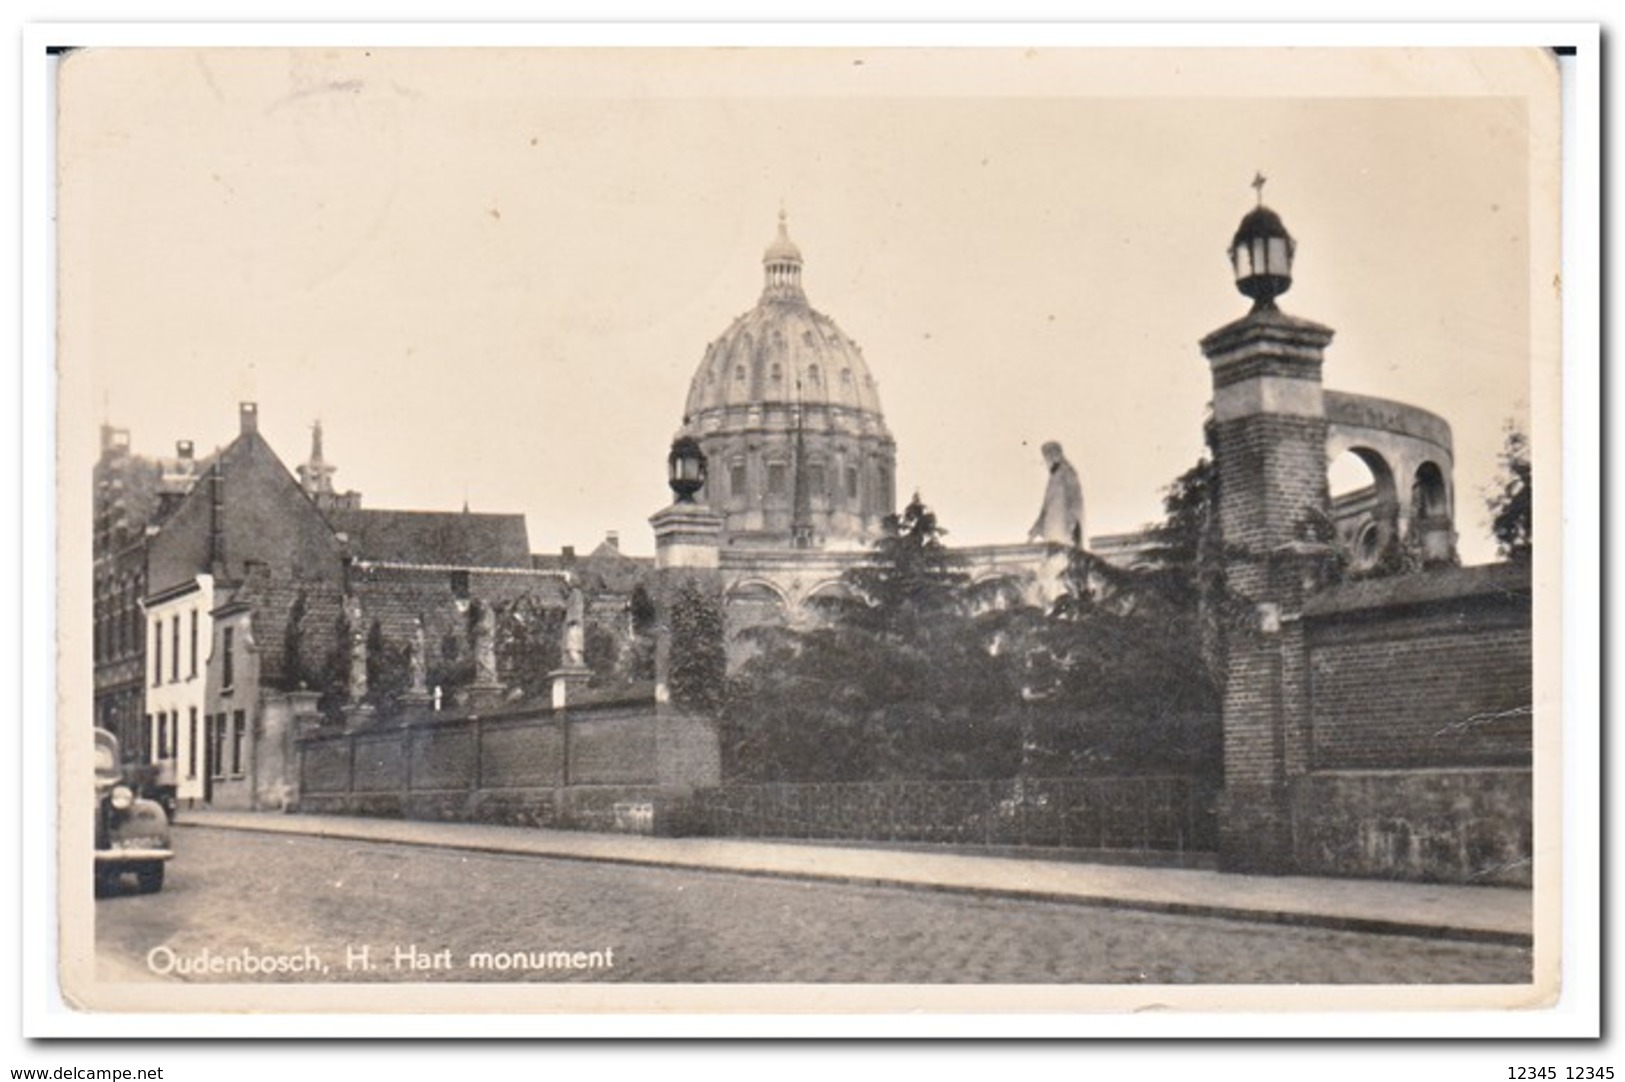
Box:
xmin=408 ymin=615 xmax=428 ymax=696
xmin=564 ymin=586 xmax=587 ymax=669
xmin=1028 ymin=440 xmax=1085 ymax=549
xmin=473 ymin=600 xmax=499 ymax=686
xmin=344 ymin=595 xmax=368 ymax=704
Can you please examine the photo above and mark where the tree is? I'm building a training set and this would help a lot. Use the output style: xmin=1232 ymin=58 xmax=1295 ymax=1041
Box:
xmin=722 ymin=487 xmax=1224 ymax=786
xmin=724 ymin=495 xmax=1018 ymax=782
xmin=669 ymin=577 xmax=727 ymax=714
xmin=1487 ymin=423 xmax=1532 ymax=561
xmin=823 ymin=493 xmax=971 ymax=639
xmin=280 ymin=591 xmax=312 ymax=691
xmin=364 ymin=619 xmax=410 ymax=714
xmin=494 ymin=593 xmax=563 ymax=700
xmin=315 ymin=605 xmax=352 ymax=719
xmin=624 ymin=584 xmax=659 ymax=683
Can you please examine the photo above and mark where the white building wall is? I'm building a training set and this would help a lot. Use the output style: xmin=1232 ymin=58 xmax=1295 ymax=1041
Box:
xmin=142 ymin=575 xmax=213 ymax=803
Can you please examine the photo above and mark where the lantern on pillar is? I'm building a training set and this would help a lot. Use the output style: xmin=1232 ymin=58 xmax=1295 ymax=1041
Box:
xmin=1229 ymin=176 xmax=1296 ymax=308
xmin=667 ymin=436 xmax=708 ymax=504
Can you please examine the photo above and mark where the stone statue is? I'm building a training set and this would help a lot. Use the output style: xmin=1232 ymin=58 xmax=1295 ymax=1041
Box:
xmin=473 ymin=601 xmax=499 ymax=686
xmin=564 ymin=586 xmax=586 ymax=669
xmin=1028 ymin=441 xmax=1085 ymax=548
xmin=345 ymin=598 xmax=368 ymax=704
xmin=408 ymin=616 xmax=428 ymax=695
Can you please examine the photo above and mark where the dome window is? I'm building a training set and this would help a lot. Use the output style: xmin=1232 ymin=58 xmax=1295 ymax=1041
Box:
xmin=729 ymin=459 xmax=747 ymax=500
xmin=841 ymin=368 xmax=852 ymax=385
xmin=735 ymin=364 xmax=746 ymax=382
xmin=807 ymin=365 xmax=820 ymax=384
xmin=845 ymin=464 xmax=860 ymax=502
xmin=767 ymin=462 xmax=788 ymax=497
xmin=770 ymin=362 xmax=782 ymax=381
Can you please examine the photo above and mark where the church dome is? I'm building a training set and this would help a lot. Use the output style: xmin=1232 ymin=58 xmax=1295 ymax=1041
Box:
xmin=677 ymin=215 xmax=897 ymax=549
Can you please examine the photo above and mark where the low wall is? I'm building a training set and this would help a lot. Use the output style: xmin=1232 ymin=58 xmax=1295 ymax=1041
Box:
xmin=1291 ymin=768 xmax=1532 ymax=886
xmin=692 ymin=776 xmax=1215 ymax=853
xmin=1280 ymin=563 xmax=1533 ymax=884
xmin=296 ymin=698 xmax=720 ymax=835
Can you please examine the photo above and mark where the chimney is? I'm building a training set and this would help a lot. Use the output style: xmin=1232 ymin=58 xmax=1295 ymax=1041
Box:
xmin=176 ymin=440 xmax=194 ymax=460
xmin=208 ymin=460 xmax=227 ymax=577
xmin=605 ymin=530 xmax=620 ymax=552
xmin=561 ymin=545 xmax=576 ymax=563
xmin=239 ymin=402 xmax=259 ymax=435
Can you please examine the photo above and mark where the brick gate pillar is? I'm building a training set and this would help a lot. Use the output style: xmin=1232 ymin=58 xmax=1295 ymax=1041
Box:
xmin=1200 ymin=199 xmax=1335 ymax=874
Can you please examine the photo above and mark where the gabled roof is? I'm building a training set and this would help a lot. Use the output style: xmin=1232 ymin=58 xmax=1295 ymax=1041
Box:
xmin=326 ymin=509 xmax=532 ymax=569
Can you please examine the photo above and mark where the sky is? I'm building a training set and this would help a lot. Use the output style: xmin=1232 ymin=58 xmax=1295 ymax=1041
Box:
xmin=57 ymin=46 xmax=1557 ymax=565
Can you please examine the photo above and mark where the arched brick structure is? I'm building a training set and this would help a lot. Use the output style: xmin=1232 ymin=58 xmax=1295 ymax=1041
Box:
xmin=1325 ymin=391 xmax=1456 ymax=565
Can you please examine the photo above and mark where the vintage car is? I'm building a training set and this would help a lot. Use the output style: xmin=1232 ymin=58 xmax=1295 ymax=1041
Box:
xmin=94 ymin=728 xmax=173 ymax=895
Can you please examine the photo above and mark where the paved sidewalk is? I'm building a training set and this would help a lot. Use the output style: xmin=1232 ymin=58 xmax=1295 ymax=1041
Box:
xmin=176 ymin=809 xmax=1533 ymax=945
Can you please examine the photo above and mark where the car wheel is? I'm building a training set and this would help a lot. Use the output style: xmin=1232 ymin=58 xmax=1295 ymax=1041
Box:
xmin=135 ymin=864 xmax=164 ymax=894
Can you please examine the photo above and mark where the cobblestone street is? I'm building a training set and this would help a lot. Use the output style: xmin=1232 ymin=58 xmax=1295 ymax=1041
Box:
xmin=95 ymin=827 xmax=1532 ymax=985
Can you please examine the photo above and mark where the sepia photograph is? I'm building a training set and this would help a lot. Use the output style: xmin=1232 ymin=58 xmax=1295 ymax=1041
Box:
xmin=40 ymin=30 xmax=1579 ymax=1033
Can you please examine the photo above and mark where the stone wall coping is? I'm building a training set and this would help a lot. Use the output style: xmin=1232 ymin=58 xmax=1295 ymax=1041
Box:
xmin=1301 ymin=561 xmax=1531 ymax=620
xmin=1306 ymin=765 xmax=1533 ymax=779
xmin=298 ymin=686 xmax=662 ymax=741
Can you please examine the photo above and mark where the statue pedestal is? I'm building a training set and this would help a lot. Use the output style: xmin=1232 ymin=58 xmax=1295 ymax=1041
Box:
xmin=463 ymin=682 xmax=506 ymax=713
xmin=549 ymin=665 xmax=592 ymax=710
xmin=342 ymin=703 xmax=375 ymax=733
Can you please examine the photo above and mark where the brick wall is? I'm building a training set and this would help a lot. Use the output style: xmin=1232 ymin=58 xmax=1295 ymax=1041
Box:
xmin=1304 ymin=563 xmax=1532 ymax=770
xmin=296 ymin=699 xmax=719 ymax=835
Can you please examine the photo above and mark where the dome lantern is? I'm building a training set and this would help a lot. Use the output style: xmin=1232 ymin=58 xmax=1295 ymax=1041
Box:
xmin=1229 ymin=173 xmax=1296 ymax=308
xmin=762 ymin=210 xmax=805 ymax=302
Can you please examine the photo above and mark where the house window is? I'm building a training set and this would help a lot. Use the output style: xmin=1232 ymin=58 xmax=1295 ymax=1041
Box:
xmin=187 ymin=708 xmax=198 ymax=779
xmin=450 ymin=570 xmax=471 ymax=600
xmin=767 ymin=462 xmax=787 ymax=497
xmin=210 ymin=715 xmax=228 ymax=780
xmin=152 ymin=621 xmax=163 ymax=687
xmin=171 ymin=616 xmax=180 ymax=682
xmin=231 ymin=710 xmax=246 ymax=776
xmin=730 ymin=460 xmax=747 ymax=499
xmin=189 ymin=609 xmax=199 ymax=677
xmin=157 ymin=713 xmax=169 ymax=760
xmin=221 ymin=626 xmax=235 ymax=690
